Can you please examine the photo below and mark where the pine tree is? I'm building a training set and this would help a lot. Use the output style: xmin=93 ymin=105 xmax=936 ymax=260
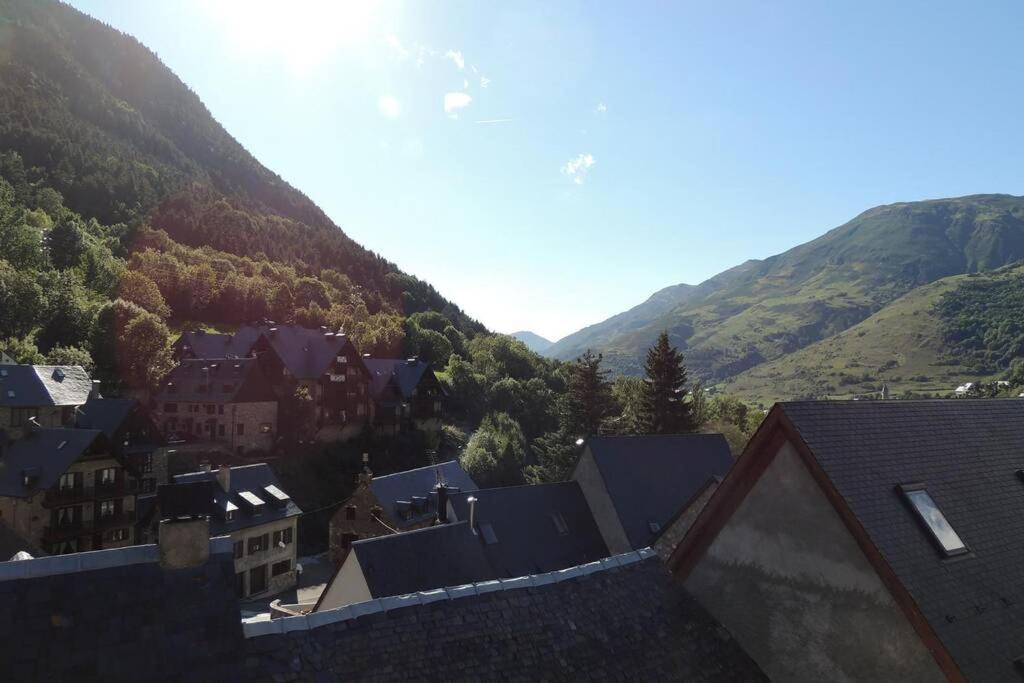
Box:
xmin=641 ymin=331 xmax=694 ymax=433
xmin=562 ymin=349 xmax=613 ymax=438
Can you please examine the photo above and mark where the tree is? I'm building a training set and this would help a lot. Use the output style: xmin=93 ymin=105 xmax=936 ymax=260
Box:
xmin=118 ymin=270 xmax=170 ymax=318
xmin=525 ymin=430 xmax=582 ymax=484
xmin=37 ymin=272 xmax=93 ymax=352
xmin=0 ymin=336 xmax=44 ymax=364
xmin=460 ymin=412 xmax=527 ymax=487
xmin=279 ymin=385 xmax=316 ymax=444
xmin=46 ymin=216 xmax=86 ymax=269
xmin=561 ymin=350 xmax=613 ymax=438
xmin=0 ymin=260 xmax=44 ymax=338
xmin=45 ymin=344 xmax=95 ymax=372
xmin=91 ymin=299 xmax=173 ymax=392
xmin=611 ymin=376 xmax=646 ymax=434
xmin=641 ymin=331 xmax=694 ymax=433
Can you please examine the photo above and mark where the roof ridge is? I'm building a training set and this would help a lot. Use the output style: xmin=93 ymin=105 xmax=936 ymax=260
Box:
xmin=372 ymin=460 xmax=459 ymax=480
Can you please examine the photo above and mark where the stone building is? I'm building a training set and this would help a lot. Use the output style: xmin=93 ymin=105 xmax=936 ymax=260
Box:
xmin=151 ymin=358 xmax=277 ymax=454
xmin=363 ymin=358 xmax=445 ymax=434
xmin=0 ymin=364 xmax=95 ymax=431
xmin=161 ymin=463 xmax=302 ymax=599
xmin=572 ymin=433 xmax=734 ymax=554
xmin=0 ymin=427 xmax=139 ymax=555
xmin=670 ymin=400 xmax=1024 ymax=682
xmin=327 ymin=459 xmax=477 ymax=566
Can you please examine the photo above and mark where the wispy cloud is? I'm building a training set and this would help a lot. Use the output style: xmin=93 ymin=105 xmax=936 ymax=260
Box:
xmin=562 ymin=153 xmax=596 ymax=185
xmin=444 ymin=92 xmax=473 ymax=115
xmin=445 ymin=49 xmax=465 ymax=70
xmin=480 ymin=76 xmax=491 ymax=88
xmin=377 ymin=95 xmax=401 ymax=119
xmin=595 ymin=102 xmax=607 ymax=114
xmin=475 ymin=118 xmax=514 ymax=124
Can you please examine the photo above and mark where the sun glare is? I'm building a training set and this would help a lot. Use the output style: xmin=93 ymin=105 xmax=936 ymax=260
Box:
xmin=197 ymin=0 xmax=383 ymax=76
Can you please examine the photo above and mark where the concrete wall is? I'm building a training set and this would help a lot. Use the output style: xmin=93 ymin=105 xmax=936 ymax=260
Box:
xmin=233 ymin=516 xmax=298 ymax=598
xmin=572 ymin=448 xmax=631 ymax=554
xmin=315 ymin=551 xmax=371 ymax=611
xmin=653 ymin=481 xmax=718 ymax=561
xmin=684 ymin=441 xmax=945 ymax=683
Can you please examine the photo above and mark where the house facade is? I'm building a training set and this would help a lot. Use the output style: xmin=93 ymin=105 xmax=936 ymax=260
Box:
xmin=152 ymin=358 xmax=277 ymax=454
xmin=163 ymin=463 xmax=302 ymax=599
xmin=0 ymin=364 xmax=95 ymax=431
xmin=364 ymin=358 xmax=444 ymax=435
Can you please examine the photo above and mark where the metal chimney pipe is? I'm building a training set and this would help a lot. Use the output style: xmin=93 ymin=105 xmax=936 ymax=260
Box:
xmin=435 ymin=483 xmax=449 ymax=524
xmin=467 ymin=496 xmax=478 ymax=531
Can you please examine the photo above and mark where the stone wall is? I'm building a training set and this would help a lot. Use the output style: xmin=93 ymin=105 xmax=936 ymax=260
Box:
xmin=684 ymin=441 xmax=944 ymax=682
xmin=654 ymin=481 xmax=718 ymax=561
xmin=152 ymin=400 xmax=277 ymax=454
xmin=326 ymin=483 xmax=396 ymax=566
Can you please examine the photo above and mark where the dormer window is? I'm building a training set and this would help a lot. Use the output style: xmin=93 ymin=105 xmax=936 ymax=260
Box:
xmin=899 ymin=484 xmax=967 ymax=557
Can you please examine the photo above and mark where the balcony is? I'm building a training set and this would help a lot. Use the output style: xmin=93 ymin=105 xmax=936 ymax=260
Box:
xmin=44 ymin=480 xmax=131 ymax=506
xmin=42 ymin=511 xmax=137 ymax=543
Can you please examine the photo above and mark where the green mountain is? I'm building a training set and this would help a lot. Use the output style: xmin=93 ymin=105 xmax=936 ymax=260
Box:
xmin=549 ymin=195 xmax=1024 ymax=386
xmin=510 ymin=331 xmax=553 ymax=354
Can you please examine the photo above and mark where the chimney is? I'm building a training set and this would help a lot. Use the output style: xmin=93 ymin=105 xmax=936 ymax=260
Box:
xmin=199 ymin=462 xmax=212 ymax=473
xmin=217 ymin=464 xmax=231 ymax=493
xmin=467 ymin=496 xmax=478 ymax=530
xmin=88 ymin=379 xmax=102 ymax=399
xmin=357 ymin=453 xmax=372 ymax=485
xmin=435 ymin=483 xmax=449 ymax=524
xmin=158 ymin=517 xmax=210 ymax=569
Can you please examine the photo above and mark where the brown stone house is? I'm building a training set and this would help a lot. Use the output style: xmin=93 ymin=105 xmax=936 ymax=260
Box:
xmin=0 ymin=364 xmax=95 ymax=430
xmin=0 ymin=427 xmax=140 ymax=555
xmin=364 ymin=358 xmax=444 ymax=435
xmin=151 ymin=358 xmax=277 ymax=455
xmin=669 ymin=400 xmax=1024 ymax=682
xmin=572 ymin=433 xmax=734 ymax=555
xmin=327 ymin=460 xmax=477 ymax=566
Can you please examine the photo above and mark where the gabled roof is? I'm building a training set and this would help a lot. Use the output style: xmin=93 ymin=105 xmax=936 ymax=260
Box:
xmin=0 ymin=538 xmax=242 ymax=681
xmin=256 ymin=326 xmax=359 ymax=380
xmin=363 ymin=358 xmax=433 ymax=401
xmin=74 ymin=397 xmax=137 ymax=439
xmin=252 ymin=552 xmax=768 ymax=681
xmin=674 ymin=400 xmax=1024 ymax=682
xmin=175 ymin=327 xmax=261 ymax=359
xmin=0 ymin=428 xmax=104 ymax=497
xmin=155 ymin=358 xmax=276 ymax=404
xmin=583 ymin=433 xmax=734 ymax=548
xmin=170 ymin=463 xmax=301 ymax=534
xmin=449 ymin=481 xmax=610 ymax=576
xmin=0 ymin=365 xmax=93 ymax=407
xmin=369 ymin=460 xmax=477 ymax=528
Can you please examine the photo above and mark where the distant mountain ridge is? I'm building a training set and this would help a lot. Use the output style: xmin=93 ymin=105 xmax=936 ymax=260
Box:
xmin=510 ymin=331 xmax=553 ymax=354
xmin=550 ymin=194 xmax=1024 ymax=394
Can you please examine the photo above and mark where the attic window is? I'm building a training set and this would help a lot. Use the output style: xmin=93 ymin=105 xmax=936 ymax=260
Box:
xmin=480 ymin=522 xmax=498 ymax=545
xmin=550 ymin=512 xmax=569 ymax=535
xmin=898 ymin=484 xmax=967 ymax=557
xmin=648 ymin=521 xmax=662 ymax=534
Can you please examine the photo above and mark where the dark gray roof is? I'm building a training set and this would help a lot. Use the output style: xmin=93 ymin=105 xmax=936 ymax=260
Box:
xmin=171 ymin=464 xmax=301 ymax=535
xmin=155 ymin=357 xmax=276 ymax=404
xmin=175 ymin=327 xmax=261 ymax=359
xmin=369 ymin=460 xmax=477 ymax=528
xmin=75 ymin=397 xmax=137 ymax=439
xmin=246 ymin=553 xmax=768 ymax=682
xmin=780 ymin=399 xmax=1024 ymax=683
xmin=0 ymin=539 xmax=243 ymax=682
xmin=0 ymin=428 xmax=104 ymax=497
xmin=0 ymin=364 xmax=92 ymax=407
xmin=449 ymin=481 xmax=610 ymax=575
xmin=585 ymin=433 xmax=734 ymax=548
xmin=257 ymin=325 xmax=359 ymax=380
xmin=363 ymin=358 xmax=432 ymax=401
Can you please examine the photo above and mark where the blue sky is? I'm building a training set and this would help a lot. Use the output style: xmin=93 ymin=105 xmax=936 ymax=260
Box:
xmin=69 ymin=1 xmax=1024 ymax=341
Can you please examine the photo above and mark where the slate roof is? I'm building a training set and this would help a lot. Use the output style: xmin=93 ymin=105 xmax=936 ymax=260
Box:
xmin=75 ymin=397 xmax=137 ymax=439
xmin=779 ymin=400 xmax=1024 ymax=683
xmin=584 ymin=433 xmax=735 ymax=548
xmin=449 ymin=481 xmax=610 ymax=575
xmin=0 ymin=364 xmax=93 ymax=407
xmin=348 ymin=481 xmax=609 ymax=600
xmin=175 ymin=327 xmax=261 ymax=359
xmin=363 ymin=358 xmax=433 ymax=402
xmin=0 ymin=428 xmax=104 ymax=497
xmin=170 ymin=463 xmax=301 ymax=535
xmin=247 ymin=552 xmax=768 ymax=682
xmin=0 ymin=538 xmax=243 ymax=682
xmin=257 ymin=325 xmax=358 ymax=380
xmin=155 ymin=358 xmax=276 ymax=404
xmin=369 ymin=460 xmax=477 ymax=528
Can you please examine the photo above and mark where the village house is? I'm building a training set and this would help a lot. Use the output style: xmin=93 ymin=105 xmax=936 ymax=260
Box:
xmin=0 ymin=364 xmax=95 ymax=430
xmin=160 ymin=463 xmax=302 ymax=599
xmin=151 ymin=358 xmax=277 ymax=454
xmin=572 ymin=433 xmax=734 ymax=554
xmin=0 ymin=426 xmax=139 ymax=555
xmin=670 ymin=400 xmax=1024 ymax=682
xmin=363 ymin=358 xmax=445 ymax=434
xmin=327 ymin=459 xmax=477 ymax=566
xmin=316 ymin=480 xmax=608 ymax=611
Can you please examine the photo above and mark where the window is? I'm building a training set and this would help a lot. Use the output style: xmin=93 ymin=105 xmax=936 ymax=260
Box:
xmin=357 ymin=403 xmax=366 ymax=417
xmin=260 ymin=422 xmax=272 ymax=434
xmin=57 ymin=506 xmax=79 ymax=526
xmin=234 ymin=541 xmax=243 ymax=559
xmin=236 ymin=572 xmax=246 ymax=597
xmin=247 ymin=533 xmax=269 ymax=555
xmin=163 ymin=403 xmax=178 ymax=413
xmin=271 ymin=560 xmax=291 ymax=577
xmin=218 ymin=405 xmax=225 ymax=415
xmin=141 ymin=478 xmax=156 ymax=494
xmin=273 ymin=527 xmax=293 ymax=547
xmin=205 ymin=404 xmax=216 ymax=415
xmin=550 ymin=512 xmax=569 ymax=535
xmin=249 ymin=564 xmax=267 ymax=594
xmin=59 ymin=472 xmax=79 ymax=491
xmin=341 ymin=532 xmax=359 ymax=548
xmin=345 ymin=505 xmax=357 ymax=520
xmin=141 ymin=454 xmax=153 ymax=474
xmin=236 ymin=423 xmax=245 ymax=436
xmin=99 ymin=500 xmax=116 ymax=517
xmin=108 ymin=528 xmax=129 ymax=542
xmin=98 ymin=468 xmax=117 ymax=486
xmin=899 ymin=484 xmax=967 ymax=556
xmin=218 ymin=424 xmax=226 ymax=437
xmin=225 ymin=509 xmax=235 ymax=522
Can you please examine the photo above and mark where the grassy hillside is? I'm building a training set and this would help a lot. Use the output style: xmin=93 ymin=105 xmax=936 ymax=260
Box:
xmin=723 ymin=264 xmax=1024 ymax=403
xmin=551 ymin=195 xmax=1024 ymax=384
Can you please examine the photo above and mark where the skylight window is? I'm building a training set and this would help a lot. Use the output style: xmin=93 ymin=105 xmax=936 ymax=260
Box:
xmin=899 ymin=484 xmax=967 ymax=557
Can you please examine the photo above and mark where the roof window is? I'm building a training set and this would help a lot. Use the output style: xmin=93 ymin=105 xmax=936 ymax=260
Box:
xmin=550 ymin=512 xmax=569 ymax=535
xmin=898 ymin=484 xmax=967 ymax=557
